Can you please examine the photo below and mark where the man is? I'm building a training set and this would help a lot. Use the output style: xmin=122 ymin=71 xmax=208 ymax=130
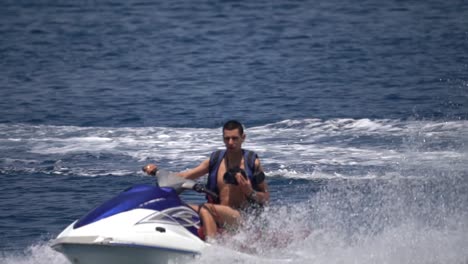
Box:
xmin=143 ymin=120 xmax=269 ymax=239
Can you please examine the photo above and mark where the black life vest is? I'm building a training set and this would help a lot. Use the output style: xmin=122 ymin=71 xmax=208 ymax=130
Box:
xmin=206 ymin=149 xmax=259 ymax=203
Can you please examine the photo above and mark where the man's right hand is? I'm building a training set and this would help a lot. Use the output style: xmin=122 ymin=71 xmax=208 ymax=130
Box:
xmin=142 ymin=164 xmax=158 ymax=176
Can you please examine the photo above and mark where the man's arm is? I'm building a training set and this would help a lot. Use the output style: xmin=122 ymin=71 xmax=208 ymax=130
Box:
xmin=236 ymin=158 xmax=270 ymax=205
xmin=177 ymin=159 xmax=210 ymax=180
xmin=251 ymin=158 xmax=270 ymax=204
xmin=253 ymin=181 xmax=269 ymax=205
xmin=143 ymin=159 xmax=210 ymax=180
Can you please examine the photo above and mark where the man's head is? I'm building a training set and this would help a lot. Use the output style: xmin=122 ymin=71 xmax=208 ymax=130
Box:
xmin=223 ymin=120 xmax=245 ymax=151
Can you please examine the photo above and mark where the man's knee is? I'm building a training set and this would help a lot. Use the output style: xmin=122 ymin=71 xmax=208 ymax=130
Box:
xmin=198 ymin=204 xmax=217 ymax=223
xmin=199 ymin=207 xmax=211 ymax=218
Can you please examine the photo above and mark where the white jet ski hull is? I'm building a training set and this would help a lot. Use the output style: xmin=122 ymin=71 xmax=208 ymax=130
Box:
xmin=51 ymin=183 xmax=216 ymax=264
xmin=52 ymin=206 xmax=207 ymax=264
xmin=53 ymin=241 xmax=198 ymax=264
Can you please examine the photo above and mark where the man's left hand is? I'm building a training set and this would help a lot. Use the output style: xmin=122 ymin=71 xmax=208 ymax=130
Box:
xmin=235 ymin=173 xmax=253 ymax=196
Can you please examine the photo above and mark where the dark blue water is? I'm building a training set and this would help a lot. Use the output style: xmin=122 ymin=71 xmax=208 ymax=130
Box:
xmin=1 ymin=1 xmax=467 ymax=263
xmin=1 ymin=0 xmax=467 ymax=127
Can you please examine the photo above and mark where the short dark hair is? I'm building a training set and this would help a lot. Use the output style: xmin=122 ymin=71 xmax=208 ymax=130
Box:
xmin=223 ymin=120 xmax=244 ymax=135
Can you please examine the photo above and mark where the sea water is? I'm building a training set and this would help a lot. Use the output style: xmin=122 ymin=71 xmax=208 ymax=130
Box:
xmin=1 ymin=0 xmax=467 ymax=263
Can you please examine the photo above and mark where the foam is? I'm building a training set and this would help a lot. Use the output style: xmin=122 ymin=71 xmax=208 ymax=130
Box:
xmin=0 ymin=119 xmax=467 ymax=178
xmin=0 ymin=243 xmax=68 ymax=264
xmin=4 ymin=200 xmax=466 ymax=264
xmin=190 ymin=202 xmax=468 ymax=264
xmin=269 ymin=168 xmax=402 ymax=180
xmin=281 ymin=223 xmax=468 ymax=264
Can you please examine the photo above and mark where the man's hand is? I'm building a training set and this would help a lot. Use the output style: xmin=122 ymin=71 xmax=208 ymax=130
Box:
xmin=142 ymin=164 xmax=158 ymax=176
xmin=235 ymin=172 xmax=253 ymax=197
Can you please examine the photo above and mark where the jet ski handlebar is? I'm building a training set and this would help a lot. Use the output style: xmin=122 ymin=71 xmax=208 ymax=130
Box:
xmin=181 ymin=181 xmax=219 ymax=201
xmin=192 ymin=182 xmax=219 ymax=200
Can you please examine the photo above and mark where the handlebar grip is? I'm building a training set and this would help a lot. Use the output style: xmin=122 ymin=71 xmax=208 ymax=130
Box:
xmin=204 ymin=189 xmax=219 ymax=200
xmin=193 ymin=183 xmax=219 ymax=200
xmin=193 ymin=183 xmax=204 ymax=192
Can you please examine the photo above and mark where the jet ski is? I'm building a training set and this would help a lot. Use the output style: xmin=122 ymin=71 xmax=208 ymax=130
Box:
xmin=51 ymin=171 xmax=216 ymax=264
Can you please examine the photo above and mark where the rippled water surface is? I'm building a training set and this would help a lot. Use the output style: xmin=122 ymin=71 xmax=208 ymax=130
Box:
xmin=0 ymin=0 xmax=467 ymax=263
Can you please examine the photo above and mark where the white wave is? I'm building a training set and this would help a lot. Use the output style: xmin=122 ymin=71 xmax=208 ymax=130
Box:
xmin=0 ymin=118 xmax=467 ymax=178
xmin=190 ymin=226 xmax=468 ymax=264
xmin=255 ymin=118 xmax=468 ymax=134
xmin=281 ymin=223 xmax=468 ymax=264
xmin=189 ymin=203 xmax=468 ymax=264
xmin=4 ymin=221 xmax=466 ymax=264
xmin=3 ymin=186 xmax=467 ymax=264
xmin=268 ymin=168 xmax=398 ymax=180
xmin=252 ymin=118 xmax=405 ymax=135
xmin=0 ymin=243 xmax=68 ymax=264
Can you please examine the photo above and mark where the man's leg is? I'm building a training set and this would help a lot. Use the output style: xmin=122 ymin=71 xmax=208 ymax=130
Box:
xmin=190 ymin=204 xmax=242 ymax=238
xmin=198 ymin=205 xmax=217 ymax=237
xmin=189 ymin=204 xmax=218 ymax=239
xmin=200 ymin=204 xmax=241 ymax=237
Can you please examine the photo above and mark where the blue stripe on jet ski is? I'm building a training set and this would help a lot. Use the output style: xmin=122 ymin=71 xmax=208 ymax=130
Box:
xmin=74 ymin=185 xmax=182 ymax=229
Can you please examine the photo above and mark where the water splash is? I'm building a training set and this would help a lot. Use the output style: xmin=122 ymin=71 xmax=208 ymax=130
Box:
xmin=192 ymin=180 xmax=468 ymax=264
xmin=0 ymin=243 xmax=68 ymax=264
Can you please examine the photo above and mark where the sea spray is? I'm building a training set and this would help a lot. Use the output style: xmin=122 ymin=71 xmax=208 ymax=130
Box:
xmin=192 ymin=175 xmax=467 ymax=264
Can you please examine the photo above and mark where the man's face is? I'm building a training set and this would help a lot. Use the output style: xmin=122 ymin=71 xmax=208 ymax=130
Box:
xmin=223 ymin=129 xmax=245 ymax=151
